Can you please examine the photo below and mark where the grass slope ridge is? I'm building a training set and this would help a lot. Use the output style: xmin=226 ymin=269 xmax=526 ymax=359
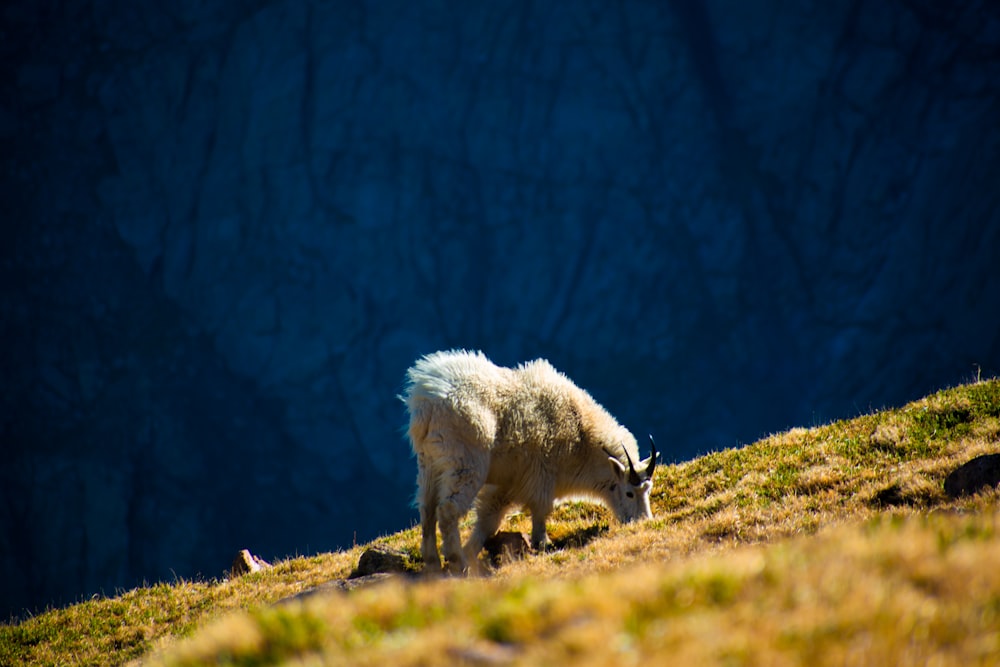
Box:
xmin=4 ymin=380 xmax=1000 ymax=666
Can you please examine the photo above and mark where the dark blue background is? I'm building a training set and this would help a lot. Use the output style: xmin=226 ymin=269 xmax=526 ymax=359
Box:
xmin=3 ymin=0 xmax=999 ymax=620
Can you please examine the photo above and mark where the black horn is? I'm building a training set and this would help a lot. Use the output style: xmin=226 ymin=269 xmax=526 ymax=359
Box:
xmin=646 ymin=435 xmax=658 ymax=478
xmin=621 ymin=444 xmax=642 ymax=487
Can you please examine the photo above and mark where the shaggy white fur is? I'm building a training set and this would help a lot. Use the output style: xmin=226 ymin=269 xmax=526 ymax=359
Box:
xmin=403 ymin=349 xmax=656 ymax=573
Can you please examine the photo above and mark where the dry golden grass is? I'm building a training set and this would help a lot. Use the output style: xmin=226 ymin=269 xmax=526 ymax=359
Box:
xmin=0 ymin=549 xmax=363 ymax=666
xmin=3 ymin=379 xmax=999 ymax=666
xmin=147 ymin=499 xmax=1000 ymax=667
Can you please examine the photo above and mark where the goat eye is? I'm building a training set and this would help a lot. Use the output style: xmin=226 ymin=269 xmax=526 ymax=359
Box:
xmin=626 ymin=491 xmax=635 ymax=498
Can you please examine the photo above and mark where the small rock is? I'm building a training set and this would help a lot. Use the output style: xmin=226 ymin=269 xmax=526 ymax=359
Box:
xmin=338 ymin=573 xmax=397 ymax=591
xmin=277 ymin=574 xmax=397 ymax=604
xmin=352 ymin=546 xmax=410 ymax=577
xmin=484 ymin=531 xmax=530 ymax=566
xmin=448 ymin=641 xmax=519 ymax=665
xmin=870 ymin=483 xmax=905 ymax=508
xmin=231 ymin=549 xmax=271 ymax=577
xmin=944 ymin=453 xmax=1000 ymax=498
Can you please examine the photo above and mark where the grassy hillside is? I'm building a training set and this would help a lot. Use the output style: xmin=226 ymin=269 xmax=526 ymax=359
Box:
xmin=4 ymin=379 xmax=999 ymax=666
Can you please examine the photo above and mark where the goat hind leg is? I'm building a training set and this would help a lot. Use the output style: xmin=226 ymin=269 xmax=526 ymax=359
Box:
xmin=416 ymin=455 xmax=441 ymax=571
xmin=436 ymin=455 xmax=487 ymax=574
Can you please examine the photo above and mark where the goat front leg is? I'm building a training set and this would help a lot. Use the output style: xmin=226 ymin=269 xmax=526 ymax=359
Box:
xmin=465 ymin=485 xmax=509 ymax=568
xmin=529 ymin=499 xmax=553 ymax=551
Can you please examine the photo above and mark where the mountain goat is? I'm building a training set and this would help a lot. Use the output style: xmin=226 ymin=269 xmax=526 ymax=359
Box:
xmin=402 ymin=349 xmax=657 ymax=573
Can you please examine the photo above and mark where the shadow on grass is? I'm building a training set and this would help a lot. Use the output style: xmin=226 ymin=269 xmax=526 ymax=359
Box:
xmin=551 ymin=523 xmax=609 ymax=550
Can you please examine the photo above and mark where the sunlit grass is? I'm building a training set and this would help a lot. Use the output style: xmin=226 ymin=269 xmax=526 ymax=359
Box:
xmin=3 ymin=379 xmax=998 ymax=666
xmin=147 ymin=503 xmax=1000 ymax=667
xmin=0 ymin=551 xmax=362 ymax=666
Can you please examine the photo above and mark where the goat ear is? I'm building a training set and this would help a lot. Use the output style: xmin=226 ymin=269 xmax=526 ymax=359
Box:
xmin=608 ymin=455 xmax=626 ymax=480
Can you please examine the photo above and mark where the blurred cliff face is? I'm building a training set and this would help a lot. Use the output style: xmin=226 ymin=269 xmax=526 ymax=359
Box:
xmin=2 ymin=0 xmax=998 ymax=619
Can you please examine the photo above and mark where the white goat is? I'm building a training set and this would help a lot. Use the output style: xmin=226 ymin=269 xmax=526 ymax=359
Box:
xmin=402 ymin=349 xmax=657 ymax=573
